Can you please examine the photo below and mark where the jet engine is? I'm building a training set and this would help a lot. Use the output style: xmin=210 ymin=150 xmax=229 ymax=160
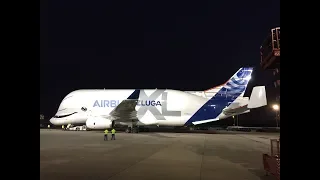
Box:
xmin=86 ymin=116 xmax=114 ymax=129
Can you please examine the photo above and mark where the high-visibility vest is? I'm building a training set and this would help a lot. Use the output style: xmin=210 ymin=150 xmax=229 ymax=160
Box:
xmin=111 ymin=129 xmax=116 ymax=134
xmin=104 ymin=130 xmax=109 ymax=134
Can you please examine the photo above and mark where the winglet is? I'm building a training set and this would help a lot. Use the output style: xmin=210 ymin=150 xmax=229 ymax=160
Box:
xmin=248 ymin=86 xmax=267 ymax=109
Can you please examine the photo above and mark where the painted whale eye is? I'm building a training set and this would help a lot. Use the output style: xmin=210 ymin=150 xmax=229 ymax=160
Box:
xmin=81 ymin=107 xmax=87 ymax=111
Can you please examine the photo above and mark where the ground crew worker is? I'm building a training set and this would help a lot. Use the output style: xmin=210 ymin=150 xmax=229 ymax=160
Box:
xmin=62 ymin=125 xmax=64 ymax=130
xmin=111 ymin=128 xmax=116 ymax=140
xmin=104 ymin=129 xmax=109 ymax=141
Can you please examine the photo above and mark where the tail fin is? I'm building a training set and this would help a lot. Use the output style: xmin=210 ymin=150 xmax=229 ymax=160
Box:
xmin=222 ymin=67 xmax=253 ymax=97
xmin=248 ymin=86 xmax=267 ymax=108
xmin=205 ymin=67 xmax=253 ymax=98
xmin=205 ymin=67 xmax=253 ymax=97
xmin=185 ymin=67 xmax=254 ymax=125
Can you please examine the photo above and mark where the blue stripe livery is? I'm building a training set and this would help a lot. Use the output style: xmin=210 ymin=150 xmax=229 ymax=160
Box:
xmin=127 ymin=89 xmax=140 ymax=100
xmin=184 ymin=67 xmax=253 ymax=126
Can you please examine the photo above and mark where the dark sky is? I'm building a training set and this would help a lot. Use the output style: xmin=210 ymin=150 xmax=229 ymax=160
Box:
xmin=40 ymin=0 xmax=280 ymax=125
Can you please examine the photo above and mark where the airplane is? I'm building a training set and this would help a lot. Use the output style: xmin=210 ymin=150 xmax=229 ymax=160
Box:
xmin=49 ymin=67 xmax=267 ymax=133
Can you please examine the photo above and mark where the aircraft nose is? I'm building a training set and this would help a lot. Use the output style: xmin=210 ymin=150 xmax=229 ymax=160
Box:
xmin=49 ymin=118 xmax=56 ymax=125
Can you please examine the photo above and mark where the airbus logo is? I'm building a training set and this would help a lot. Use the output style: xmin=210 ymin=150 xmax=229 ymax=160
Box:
xmin=93 ymin=100 xmax=162 ymax=107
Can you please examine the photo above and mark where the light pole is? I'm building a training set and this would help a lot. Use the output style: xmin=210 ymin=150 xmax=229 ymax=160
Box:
xmin=272 ymin=104 xmax=280 ymax=127
xmin=232 ymin=116 xmax=235 ymax=126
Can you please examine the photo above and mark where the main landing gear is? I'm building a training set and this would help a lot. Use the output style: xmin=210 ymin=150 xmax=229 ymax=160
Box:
xmin=124 ymin=120 xmax=139 ymax=133
xmin=125 ymin=126 xmax=139 ymax=133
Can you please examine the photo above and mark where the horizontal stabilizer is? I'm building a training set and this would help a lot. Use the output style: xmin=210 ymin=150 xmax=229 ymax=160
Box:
xmin=192 ymin=118 xmax=219 ymax=125
xmin=248 ymin=86 xmax=267 ymax=109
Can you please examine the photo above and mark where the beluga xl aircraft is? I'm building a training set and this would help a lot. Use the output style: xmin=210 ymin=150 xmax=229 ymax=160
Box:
xmin=50 ymin=67 xmax=267 ymax=133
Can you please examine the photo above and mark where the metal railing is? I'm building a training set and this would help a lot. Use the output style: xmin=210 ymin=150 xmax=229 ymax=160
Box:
xmin=263 ymin=139 xmax=280 ymax=179
xmin=260 ymin=27 xmax=280 ymax=62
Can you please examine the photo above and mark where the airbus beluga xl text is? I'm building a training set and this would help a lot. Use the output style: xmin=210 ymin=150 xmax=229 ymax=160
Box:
xmin=50 ymin=67 xmax=267 ymax=132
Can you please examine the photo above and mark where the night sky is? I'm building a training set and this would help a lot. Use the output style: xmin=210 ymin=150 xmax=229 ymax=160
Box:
xmin=40 ymin=0 xmax=280 ymax=126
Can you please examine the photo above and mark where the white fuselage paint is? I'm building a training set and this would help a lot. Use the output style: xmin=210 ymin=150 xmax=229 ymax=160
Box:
xmin=50 ymin=89 xmax=250 ymax=128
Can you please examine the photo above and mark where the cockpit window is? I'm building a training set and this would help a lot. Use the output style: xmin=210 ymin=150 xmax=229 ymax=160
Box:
xmin=81 ymin=107 xmax=87 ymax=111
xmin=54 ymin=112 xmax=77 ymax=118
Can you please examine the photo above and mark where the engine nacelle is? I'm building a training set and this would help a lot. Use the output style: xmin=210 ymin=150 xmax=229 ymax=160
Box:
xmin=86 ymin=117 xmax=114 ymax=129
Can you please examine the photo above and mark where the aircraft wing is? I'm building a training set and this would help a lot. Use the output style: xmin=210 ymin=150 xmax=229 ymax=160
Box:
xmin=108 ymin=99 xmax=139 ymax=122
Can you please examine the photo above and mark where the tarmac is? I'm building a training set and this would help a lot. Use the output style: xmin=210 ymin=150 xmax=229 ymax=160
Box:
xmin=40 ymin=129 xmax=279 ymax=180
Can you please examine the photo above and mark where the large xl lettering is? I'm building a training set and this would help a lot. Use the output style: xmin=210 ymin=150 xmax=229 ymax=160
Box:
xmin=137 ymin=90 xmax=181 ymax=120
xmin=92 ymin=90 xmax=182 ymax=121
xmin=161 ymin=92 xmax=181 ymax=117
xmin=137 ymin=90 xmax=165 ymax=120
